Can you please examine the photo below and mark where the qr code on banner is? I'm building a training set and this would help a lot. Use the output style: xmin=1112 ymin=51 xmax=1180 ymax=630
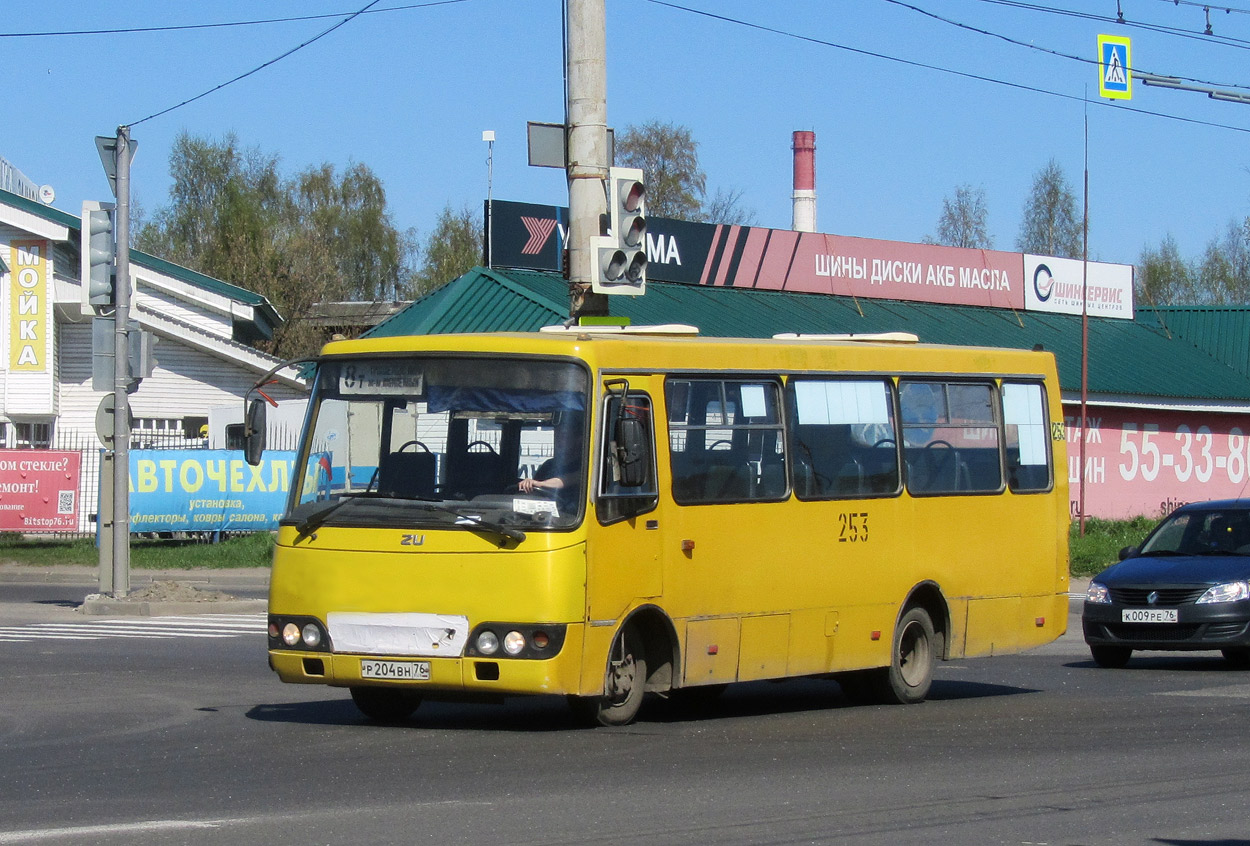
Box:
xmin=57 ymin=490 xmax=75 ymax=515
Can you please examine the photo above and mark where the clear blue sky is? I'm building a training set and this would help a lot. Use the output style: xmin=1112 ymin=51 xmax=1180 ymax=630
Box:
xmin=6 ymin=0 xmax=1250 ymax=272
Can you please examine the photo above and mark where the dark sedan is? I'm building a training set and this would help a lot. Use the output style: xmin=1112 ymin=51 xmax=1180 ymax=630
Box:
xmin=1083 ymin=499 xmax=1250 ymax=668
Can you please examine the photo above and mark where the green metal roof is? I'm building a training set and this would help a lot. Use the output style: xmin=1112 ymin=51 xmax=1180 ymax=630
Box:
xmin=1137 ymin=305 xmax=1250 ymax=380
xmin=368 ymin=266 xmax=1250 ymax=403
xmin=2 ymin=187 xmax=281 ymax=340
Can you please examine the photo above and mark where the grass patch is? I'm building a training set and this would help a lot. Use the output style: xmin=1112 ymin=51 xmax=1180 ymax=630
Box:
xmin=1069 ymin=516 xmax=1157 ymax=577
xmin=4 ymin=519 xmax=1161 ymax=577
xmin=0 ymin=532 xmax=274 ymax=570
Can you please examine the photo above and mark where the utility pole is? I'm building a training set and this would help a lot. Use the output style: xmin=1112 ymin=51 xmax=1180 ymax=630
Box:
xmin=564 ymin=0 xmax=610 ymax=319
xmin=111 ymin=126 xmax=134 ymax=596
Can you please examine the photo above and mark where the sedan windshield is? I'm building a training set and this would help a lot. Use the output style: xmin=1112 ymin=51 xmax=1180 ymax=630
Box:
xmin=1140 ymin=508 xmax=1250 ymax=556
xmin=285 ymin=356 xmax=589 ymax=532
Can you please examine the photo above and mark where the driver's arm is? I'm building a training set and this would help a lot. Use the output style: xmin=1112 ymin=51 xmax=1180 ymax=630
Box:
xmin=518 ymin=475 xmax=564 ymax=493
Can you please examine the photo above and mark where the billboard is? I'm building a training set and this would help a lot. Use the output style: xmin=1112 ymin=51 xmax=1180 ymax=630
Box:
xmin=1067 ymin=406 xmax=1250 ymax=520
xmin=1024 ymin=254 xmax=1134 ymax=319
xmin=487 ymin=200 xmax=1131 ymax=316
xmin=127 ymin=449 xmax=296 ymax=532
xmin=0 ymin=450 xmax=82 ymax=532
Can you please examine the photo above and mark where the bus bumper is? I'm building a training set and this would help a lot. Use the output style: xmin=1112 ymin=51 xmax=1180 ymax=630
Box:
xmin=268 ymin=624 xmax=585 ymax=697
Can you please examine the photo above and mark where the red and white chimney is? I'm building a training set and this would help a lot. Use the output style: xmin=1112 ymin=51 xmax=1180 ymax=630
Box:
xmin=791 ymin=130 xmax=817 ymax=233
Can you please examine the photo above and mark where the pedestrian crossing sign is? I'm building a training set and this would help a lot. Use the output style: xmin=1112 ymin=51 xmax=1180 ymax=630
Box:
xmin=1098 ymin=34 xmax=1132 ymax=100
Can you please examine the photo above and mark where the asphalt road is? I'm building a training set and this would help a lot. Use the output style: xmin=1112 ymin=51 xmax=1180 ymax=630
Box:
xmin=2 ymin=581 xmax=1250 ymax=846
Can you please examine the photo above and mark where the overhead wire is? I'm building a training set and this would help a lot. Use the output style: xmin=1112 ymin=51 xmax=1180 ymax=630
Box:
xmin=643 ymin=0 xmax=1250 ymax=136
xmin=968 ymin=0 xmax=1250 ymax=48
xmin=127 ymin=0 xmax=389 ymax=127
xmin=0 ymin=1 xmax=467 ymax=39
xmin=881 ymin=0 xmax=1250 ymax=92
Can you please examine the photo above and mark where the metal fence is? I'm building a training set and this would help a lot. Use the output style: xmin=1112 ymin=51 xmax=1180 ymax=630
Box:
xmin=2 ymin=428 xmax=300 ymax=542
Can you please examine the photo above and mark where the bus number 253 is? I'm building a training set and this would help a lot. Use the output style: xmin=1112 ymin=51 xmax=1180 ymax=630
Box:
xmin=838 ymin=512 xmax=869 ymax=543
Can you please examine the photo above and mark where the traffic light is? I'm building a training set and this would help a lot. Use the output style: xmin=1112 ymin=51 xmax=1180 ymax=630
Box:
xmin=592 ymin=167 xmax=646 ymax=295
xmin=81 ymin=201 xmax=116 ymax=311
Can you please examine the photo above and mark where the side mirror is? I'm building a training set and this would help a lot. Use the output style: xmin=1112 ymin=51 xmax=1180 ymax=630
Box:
xmin=1118 ymin=545 xmax=1138 ymax=561
xmin=614 ymin=416 xmax=649 ymax=488
xmin=244 ymin=398 xmax=267 ymax=466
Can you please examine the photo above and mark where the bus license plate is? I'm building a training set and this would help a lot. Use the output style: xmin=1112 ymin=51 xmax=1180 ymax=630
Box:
xmin=360 ymin=659 xmax=431 ymax=681
xmin=1122 ymin=608 xmax=1178 ymax=623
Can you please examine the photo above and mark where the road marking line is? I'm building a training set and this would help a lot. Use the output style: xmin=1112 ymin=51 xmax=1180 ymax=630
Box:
xmin=0 ymin=819 xmax=224 ymax=843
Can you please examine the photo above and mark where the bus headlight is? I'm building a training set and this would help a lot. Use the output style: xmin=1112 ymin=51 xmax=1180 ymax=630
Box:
xmin=269 ymin=615 xmax=332 ymax=652
xmin=503 ymin=631 xmax=527 ymax=655
xmin=476 ymin=630 xmax=500 ymax=655
xmin=466 ymin=623 xmax=567 ymax=658
xmin=301 ymin=623 xmax=322 ymax=648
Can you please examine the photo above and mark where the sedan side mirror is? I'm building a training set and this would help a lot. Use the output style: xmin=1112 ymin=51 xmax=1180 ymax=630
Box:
xmin=1118 ymin=545 xmax=1139 ymax=561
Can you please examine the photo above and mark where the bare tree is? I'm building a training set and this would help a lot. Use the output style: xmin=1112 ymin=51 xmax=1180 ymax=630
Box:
xmin=1017 ymin=159 xmax=1083 ymax=259
xmin=930 ymin=185 xmax=993 ymax=250
xmin=1137 ymin=234 xmax=1196 ymax=307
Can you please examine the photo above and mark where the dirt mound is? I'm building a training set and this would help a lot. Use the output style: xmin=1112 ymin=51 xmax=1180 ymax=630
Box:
xmin=120 ymin=580 xmax=236 ymax=603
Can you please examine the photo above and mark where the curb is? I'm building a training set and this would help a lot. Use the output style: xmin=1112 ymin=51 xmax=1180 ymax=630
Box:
xmin=0 ymin=565 xmax=270 ymax=589
xmin=77 ymin=598 xmax=268 ymax=617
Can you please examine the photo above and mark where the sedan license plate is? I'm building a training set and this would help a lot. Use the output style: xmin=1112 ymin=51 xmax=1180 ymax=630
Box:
xmin=1122 ymin=608 xmax=1179 ymax=624
xmin=360 ymin=659 xmax=431 ymax=681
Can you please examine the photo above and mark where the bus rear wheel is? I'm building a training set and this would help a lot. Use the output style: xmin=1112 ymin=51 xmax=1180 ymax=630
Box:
xmin=349 ymin=686 xmax=421 ymax=722
xmin=874 ymin=606 xmax=936 ymax=704
xmin=569 ymin=625 xmax=647 ymax=726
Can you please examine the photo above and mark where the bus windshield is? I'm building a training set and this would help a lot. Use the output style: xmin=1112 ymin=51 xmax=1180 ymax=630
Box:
xmin=286 ymin=356 xmax=589 ymax=533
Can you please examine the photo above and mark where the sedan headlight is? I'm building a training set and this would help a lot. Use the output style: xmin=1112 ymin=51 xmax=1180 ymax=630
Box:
xmin=1197 ymin=580 xmax=1250 ymax=604
xmin=1086 ymin=582 xmax=1111 ymax=604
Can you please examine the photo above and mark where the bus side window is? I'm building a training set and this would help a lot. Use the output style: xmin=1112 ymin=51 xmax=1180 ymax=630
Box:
xmin=598 ymin=392 xmax=658 ymax=524
xmin=900 ymin=380 xmax=1001 ymax=495
xmin=786 ymin=378 xmax=899 ymax=500
xmin=1002 ymin=381 xmax=1052 ymax=493
xmin=666 ymin=378 xmax=787 ymax=505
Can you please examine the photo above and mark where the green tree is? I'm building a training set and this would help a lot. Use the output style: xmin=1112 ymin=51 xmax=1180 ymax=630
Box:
xmin=1136 ymin=234 xmax=1195 ymax=307
xmin=615 ymin=120 xmax=755 ymax=225
xmin=930 ymin=185 xmax=992 ymax=249
xmin=413 ymin=204 xmax=482 ymax=292
xmin=137 ymin=132 xmax=417 ymax=357
xmin=616 ymin=120 xmax=705 ymax=220
xmin=292 ymin=163 xmax=415 ymax=302
xmin=1017 ymin=159 xmax=1083 ymax=259
xmin=1195 ymin=218 xmax=1250 ymax=304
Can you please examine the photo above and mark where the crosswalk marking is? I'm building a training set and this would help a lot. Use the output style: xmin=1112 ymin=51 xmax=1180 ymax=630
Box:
xmin=0 ymin=614 xmax=266 ymax=644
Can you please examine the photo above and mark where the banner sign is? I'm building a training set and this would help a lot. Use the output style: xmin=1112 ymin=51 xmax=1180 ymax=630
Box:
xmin=1066 ymin=406 xmax=1250 ymax=520
xmin=0 ymin=450 xmax=81 ymax=531
xmin=8 ymin=239 xmax=51 ymax=372
xmin=1024 ymin=255 xmax=1134 ymax=319
xmin=487 ymin=200 xmax=1130 ymax=316
xmin=127 ymin=449 xmax=296 ymax=532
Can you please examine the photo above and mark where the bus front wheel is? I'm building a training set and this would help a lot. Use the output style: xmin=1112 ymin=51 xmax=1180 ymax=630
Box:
xmin=569 ymin=625 xmax=647 ymax=726
xmin=876 ymin=606 xmax=936 ymax=704
xmin=349 ymin=686 xmax=421 ymax=722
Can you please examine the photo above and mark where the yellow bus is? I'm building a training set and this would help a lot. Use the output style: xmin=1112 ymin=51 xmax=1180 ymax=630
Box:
xmin=253 ymin=327 xmax=1069 ymax=725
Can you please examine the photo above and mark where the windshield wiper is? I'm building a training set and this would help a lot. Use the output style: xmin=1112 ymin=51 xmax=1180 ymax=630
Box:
xmin=292 ymin=493 xmax=526 ymax=545
xmin=293 ymin=492 xmax=393 ymax=539
xmin=430 ymin=505 xmax=526 ymax=546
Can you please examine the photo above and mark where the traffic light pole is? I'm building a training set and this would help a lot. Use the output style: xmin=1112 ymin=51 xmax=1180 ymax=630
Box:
xmin=111 ymin=126 xmax=133 ymax=597
xmin=565 ymin=0 xmax=610 ymax=319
